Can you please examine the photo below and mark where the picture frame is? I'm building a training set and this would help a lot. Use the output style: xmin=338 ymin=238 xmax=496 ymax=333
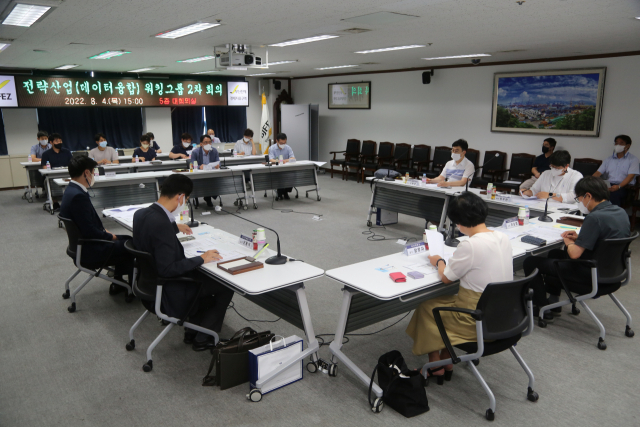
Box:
xmin=491 ymin=68 xmax=606 ymax=137
xmin=328 ymin=81 xmax=371 ymax=109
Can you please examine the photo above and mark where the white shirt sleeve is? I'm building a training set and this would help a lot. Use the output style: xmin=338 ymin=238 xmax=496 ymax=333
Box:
xmin=463 ymin=161 xmax=475 ymax=181
xmin=530 ymin=170 xmax=546 ymax=195
xmin=559 ymin=170 xmax=583 ymax=203
xmin=443 ymin=240 xmax=473 ymax=282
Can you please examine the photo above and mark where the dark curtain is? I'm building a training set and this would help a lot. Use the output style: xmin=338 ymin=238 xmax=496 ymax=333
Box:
xmin=0 ymin=110 xmax=8 ymax=155
xmin=171 ymin=106 xmax=204 ymax=147
xmin=204 ymin=106 xmax=247 ymax=143
xmin=36 ymin=107 xmax=143 ymax=151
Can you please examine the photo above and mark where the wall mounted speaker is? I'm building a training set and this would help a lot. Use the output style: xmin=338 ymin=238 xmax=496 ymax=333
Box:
xmin=274 ymin=80 xmax=282 ymax=90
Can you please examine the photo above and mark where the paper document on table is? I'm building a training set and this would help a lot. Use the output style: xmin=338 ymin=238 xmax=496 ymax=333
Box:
xmin=503 ymin=180 xmax=521 ymax=185
xmin=519 ymin=193 xmax=538 ymax=200
xmin=403 ymin=261 xmax=437 ymax=275
xmin=523 ymin=226 xmax=564 ymax=242
xmin=181 ymin=238 xmax=245 ymax=262
xmin=490 ymin=227 xmax=526 ymax=240
xmin=424 ymin=183 xmax=439 ymax=188
xmin=425 ymin=230 xmax=444 ymax=258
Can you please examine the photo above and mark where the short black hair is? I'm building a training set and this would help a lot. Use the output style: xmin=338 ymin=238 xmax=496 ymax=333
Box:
xmin=94 ymin=133 xmax=106 ymax=142
xmin=276 ymin=133 xmax=287 ymax=142
xmin=244 ymin=128 xmax=254 ymax=137
xmin=452 ymin=139 xmax=468 ymax=152
xmin=160 ymin=174 xmax=193 ymax=198
xmin=448 ymin=192 xmax=488 ymax=227
xmin=543 ymin=138 xmax=557 ymax=148
xmin=146 ymin=132 xmax=155 ymax=139
xmin=49 ymin=133 xmax=62 ymax=143
xmin=615 ymin=135 xmax=632 ymax=146
xmin=200 ymin=134 xmax=211 ymax=143
xmin=68 ymin=155 xmax=97 ymax=178
xmin=37 ymin=131 xmax=48 ymax=139
xmin=575 ymin=176 xmax=609 ymax=202
xmin=181 ymin=132 xmax=192 ymax=141
xmin=549 ymin=150 xmax=571 ymax=167
xmin=140 ymin=134 xmax=150 ymax=143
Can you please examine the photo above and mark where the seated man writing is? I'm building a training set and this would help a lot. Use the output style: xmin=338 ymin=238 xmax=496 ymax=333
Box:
xmin=132 ymin=174 xmax=234 ymax=350
xmin=520 ymin=150 xmax=582 ymax=203
xmin=60 ymin=156 xmax=133 ymax=295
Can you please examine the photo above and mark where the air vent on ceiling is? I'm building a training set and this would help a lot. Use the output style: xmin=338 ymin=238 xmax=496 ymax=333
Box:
xmin=340 ymin=28 xmax=372 ymax=34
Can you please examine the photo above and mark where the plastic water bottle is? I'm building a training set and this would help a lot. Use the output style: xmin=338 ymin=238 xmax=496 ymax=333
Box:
xmin=518 ymin=207 xmax=526 ymax=226
xmin=135 ymin=155 xmax=139 ymax=163
xmin=232 ymin=149 xmax=236 ymax=158
xmin=524 ymin=205 xmax=530 ymax=225
xmin=193 ymin=160 xmax=198 ymax=171
xmin=28 ymin=155 xmax=32 ymax=163
xmin=421 ymin=173 xmax=427 ymax=184
xmin=46 ymin=161 xmax=51 ymax=170
xmin=94 ymin=167 xmax=99 ymax=178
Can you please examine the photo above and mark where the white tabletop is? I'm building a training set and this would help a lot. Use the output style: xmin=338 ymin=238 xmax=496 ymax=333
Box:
xmin=102 ymin=207 xmax=324 ymax=295
xmin=228 ymin=160 xmax=325 ymax=172
xmin=40 ymin=159 xmax=188 ymax=176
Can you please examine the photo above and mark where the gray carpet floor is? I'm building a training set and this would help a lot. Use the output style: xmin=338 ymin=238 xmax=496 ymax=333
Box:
xmin=1 ymin=173 xmax=639 ymax=426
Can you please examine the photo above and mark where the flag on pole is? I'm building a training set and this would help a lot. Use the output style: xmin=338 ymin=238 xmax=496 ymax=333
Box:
xmin=260 ymin=91 xmax=271 ymax=154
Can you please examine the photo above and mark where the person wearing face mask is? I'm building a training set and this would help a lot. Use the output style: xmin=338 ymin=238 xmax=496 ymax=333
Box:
xmin=40 ymin=133 xmax=73 ymax=169
xmin=133 ymin=135 xmax=157 ymax=162
xmin=88 ymin=133 xmax=119 ymax=165
xmin=406 ymin=192 xmax=513 ymax=382
xmin=169 ymin=133 xmax=193 ymax=160
xmin=268 ymin=133 xmax=296 ymax=199
xmin=520 ymin=138 xmax=556 ymax=191
xmin=132 ymin=174 xmax=234 ymax=350
xmin=426 ymin=139 xmax=475 ymax=188
xmin=523 ymin=176 xmax=630 ymax=318
xmin=593 ymin=135 xmax=639 ymax=207
xmin=30 ymin=131 xmax=51 ymax=162
xmin=234 ymin=129 xmax=257 ymax=156
xmin=207 ymin=129 xmax=222 ymax=144
xmin=520 ymin=150 xmax=582 ymax=203
xmin=60 ymin=156 xmax=134 ymax=295
xmin=146 ymin=132 xmax=162 ymax=153
xmin=190 ymin=135 xmax=220 ymax=207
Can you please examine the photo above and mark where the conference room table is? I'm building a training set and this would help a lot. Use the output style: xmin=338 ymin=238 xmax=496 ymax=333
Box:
xmin=103 ymin=205 xmax=325 ymax=400
xmin=324 ymin=210 xmax=575 ymax=406
xmin=365 ymin=177 xmax=577 ymax=229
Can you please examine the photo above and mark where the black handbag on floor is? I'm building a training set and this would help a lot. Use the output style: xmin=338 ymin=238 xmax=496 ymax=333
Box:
xmin=368 ymin=350 xmax=429 ymax=418
xmin=202 ymin=327 xmax=275 ymax=390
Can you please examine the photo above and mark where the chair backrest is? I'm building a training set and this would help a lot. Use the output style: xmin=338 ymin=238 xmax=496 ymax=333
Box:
xmin=465 ymin=149 xmax=479 ymax=170
xmin=72 ymin=150 xmax=88 ymax=158
xmin=475 ymin=271 xmax=538 ymax=341
xmin=124 ymin=240 xmax=158 ymax=302
xmin=591 ymin=232 xmax=638 ymax=284
xmin=361 ymin=140 xmax=377 ymax=157
xmin=508 ymin=153 xmax=536 ymax=180
xmin=432 ymin=146 xmax=451 ymax=170
xmin=411 ymin=145 xmax=430 ymax=164
xmin=378 ymin=142 xmax=394 ymax=158
xmin=58 ymin=215 xmax=80 ymax=256
xmin=394 ymin=143 xmax=411 ymax=161
xmin=573 ymin=158 xmax=602 ymax=176
xmin=482 ymin=151 xmax=506 ymax=175
xmin=346 ymin=139 xmax=361 ymax=155
xmin=117 ymin=149 xmax=125 ymax=156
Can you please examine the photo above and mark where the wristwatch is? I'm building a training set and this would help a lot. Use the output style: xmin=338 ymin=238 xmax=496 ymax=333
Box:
xmin=436 ymin=258 xmax=446 ymax=268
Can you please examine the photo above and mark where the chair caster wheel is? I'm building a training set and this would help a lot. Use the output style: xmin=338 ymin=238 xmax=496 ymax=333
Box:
xmin=243 ymin=205 xmax=248 ymax=210
xmin=527 ymin=387 xmax=539 ymax=402
xmin=253 ymin=205 xmax=258 ymax=209
xmin=571 ymin=304 xmax=580 ymax=315
xmin=367 ymin=221 xmax=372 ymax=227
xmin=306 ymin=361 xmax=318 ymax=373
xmin=62 ymin=290 xmax=70 ymax=299
xmin=125 ymin=340 xmax=135 ymax=351
xmin=538 ymin=320 xmax=547 ymax=328
xmin=371 ymin=397 xmax=384 ymax=413
xmin=317 ymin=196 xmax=321 ymax=201
xmin=486 ymin=408 xmax=495 ymax=421
xmin=597 ymin=338 xmax=607 ymax=350
xmin=125 ymin=293 xmax=134 ymax=303
xmin=295 ymin=195 xmax=298 ymax=199
xmin=143 ymin=360 xmax=153 ymax=372
xmin=67 ymin=303 xmax=76 ymax=313
xmin=625 ymin=326 xmax=634 ymax=338
xmin=328 ymin=364 xmax=338 ymax=377
xmin=247 ymin=389 xmax=262 ymax=402
xmin=472 ymin=359 xmax=480 ymax=366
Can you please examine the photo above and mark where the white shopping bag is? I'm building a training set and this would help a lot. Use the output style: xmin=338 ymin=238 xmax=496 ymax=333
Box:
xmin=248 ymin=335 xmax=303 ymax=394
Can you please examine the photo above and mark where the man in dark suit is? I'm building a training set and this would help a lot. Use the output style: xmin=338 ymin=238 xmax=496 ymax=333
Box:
xmin=60 ymin=156 xmax=133 ymax=295
xmin=132 ymin=174 xmax=234 ymax=351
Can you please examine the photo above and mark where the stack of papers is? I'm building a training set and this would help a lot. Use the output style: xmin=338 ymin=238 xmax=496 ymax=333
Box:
xmin=523 ymin=226 xmax=564 ymax=242
xmin=104 ymin=204 xmax=149 ymax=221
xmin=181 ymin=237 xmax=245 ymax=263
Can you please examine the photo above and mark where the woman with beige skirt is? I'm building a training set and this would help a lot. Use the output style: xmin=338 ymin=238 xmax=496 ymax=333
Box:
xmin=406 ymin=192 xmax=513 ymax=384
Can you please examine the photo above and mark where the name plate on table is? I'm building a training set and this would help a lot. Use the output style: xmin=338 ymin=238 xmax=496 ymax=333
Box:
xmin=406 ymin=179 xmax=422 ymax=187
xmin=404 ymin=241 xmax=427 ymax=256
xmin=502 ymin=217 xmax=519 ymax=229
xmin=105 ymin=172 xmax=116 ymax=178
xmin=496 ymin=194 xmax=512 ymax=202
xmin=238 ymin=234 xmax=253 ymax=249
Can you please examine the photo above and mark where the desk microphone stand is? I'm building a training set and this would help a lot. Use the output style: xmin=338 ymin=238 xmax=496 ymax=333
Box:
xmin=185 ymin=199 xmax=199 ymax=227
xmin=538 ymin=194 xmax=554 ymax=222
xmin=384 ymin=166 xmax=394 ymax=181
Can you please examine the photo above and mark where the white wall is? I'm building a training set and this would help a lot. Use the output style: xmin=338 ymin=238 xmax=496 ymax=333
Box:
xmin=2 ymin=108 xmax=39 ymax=156
xmin=142 ymin=107 xmax=173 ymax=147
xmin=292 ymin=55 xmax=640 ymax=167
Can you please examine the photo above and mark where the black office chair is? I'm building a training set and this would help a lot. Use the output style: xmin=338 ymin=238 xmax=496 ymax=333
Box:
xmin=343 ymin=140 xmax=375 ymax=183
xmin=572 ymin=158 xmax=602 ymax=177
xmin=538 ymin=232 xmax=638 ymax=350
xmin=396 ymin=144 xmax=431 ymax=178
xmin=124 ymin=240 xmax=219 ymax=372
xmin=495 ymin=153 xmax=536 ymax=193
xmin=425 ymin=146 xmax=451 ymax=179
xmin=72 ymin=150 xmax=88 ymax=158
xmin=391 ymin=143 xmax=412 ymax=176
xmin=59 ymin=216 xmax=133 ymax=313
xmin=420 ymin=270 xmax=540 ymax=421
xmin=329 ymin=139 xmax=360 ymax=180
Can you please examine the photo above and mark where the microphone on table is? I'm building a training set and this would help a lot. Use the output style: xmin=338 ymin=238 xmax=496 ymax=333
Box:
xmin=466 ymin=153 xmax=500 ymax=192
xmin=185 ymin=199 xmax=199 ymax=228
xmin=537 ymin=192 xmax=554 ymax=223
xmin=218 ymin=208 xmax=287 ymax=265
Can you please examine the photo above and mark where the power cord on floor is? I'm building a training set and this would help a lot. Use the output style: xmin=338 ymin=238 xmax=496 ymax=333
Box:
xmin=362 ymin=225 xmax=418 ymax=243
xmin=227 ymin=301 xmax=281 ymax=323
xmin=315 ymin=311 xmax=413 ymax=347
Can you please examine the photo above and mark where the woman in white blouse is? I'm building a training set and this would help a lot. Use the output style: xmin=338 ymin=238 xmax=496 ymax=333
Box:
xmin=406 ymin=192 xmax=513 ymax=384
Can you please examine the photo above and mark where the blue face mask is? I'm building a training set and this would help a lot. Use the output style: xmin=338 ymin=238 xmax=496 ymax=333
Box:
xmin=99 ymin=140 xmax=107 ymax=148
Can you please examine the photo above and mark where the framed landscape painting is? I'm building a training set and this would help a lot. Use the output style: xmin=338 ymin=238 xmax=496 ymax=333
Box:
xmin=491 ymin=68 xmax=606 ymax=137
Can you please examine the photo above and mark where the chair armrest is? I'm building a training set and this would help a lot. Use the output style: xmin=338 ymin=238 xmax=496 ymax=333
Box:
xmin=552 ymin=259 xmax=597 ymax=303
xmin=361 ymin=154 xmax=377 ymax=162
xmin=432 ymin=306 xmax=483 ymax=364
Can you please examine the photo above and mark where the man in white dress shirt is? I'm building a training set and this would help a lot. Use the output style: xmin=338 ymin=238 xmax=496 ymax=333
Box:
xmin=426 ymin=139 xmax=475 ymax=187
xmin=521 ymin=150 xmax=582 ymax=203
xmin=233 ymin=128 xmax=257 ymax=156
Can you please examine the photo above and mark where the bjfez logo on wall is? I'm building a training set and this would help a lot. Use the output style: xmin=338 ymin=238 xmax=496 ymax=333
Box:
xmin=0 ymin=76 xmax=18 ymax=107
xmin=227 ymin=81 xmax=249 ymax=106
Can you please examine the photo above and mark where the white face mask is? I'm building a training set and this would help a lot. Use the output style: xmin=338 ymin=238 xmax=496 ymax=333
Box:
xmin=85 ymin=172 xmax=95 ymax=188
xmin=182 ymin=141 xmax=191 ymax=148
xmin=243 ymin=137 xmax=250 ymax=143
xmin=451 ymin=153 xmax=461 ymax=161
xmin=39 ymin=139 xmax=48 ymax=146
xmin=550 ymin=167 xmax=565 ymax=177
xmin=578 ymin=195 xmax=591 ymax=214
xmin=203 ymin=144 xmax=212 ymax=152
xmin=278 ymin=144 xmax=285 ymax=150
xmin=613 ymin=145 xmax=625 ymax=154
xmin=141 ymin=143 xmax=149 ymax=149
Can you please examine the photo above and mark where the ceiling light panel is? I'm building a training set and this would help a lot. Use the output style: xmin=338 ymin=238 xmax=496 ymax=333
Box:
xmin=89 ymin=50 xmax=130 ymax=59
xmin=267 ymin=60 xmax=298 ymax=65
xmin=55 ymin=64 xmax=79 ymax=69
xmin=270 ymin=35 xmax=338 ymax=47
xmin=2 ymin=4 xmax=51 ymax=27
xmin=128 ymin=68 xmax=156 ymax=72
xmin=355 ymin=45 xmax=425 ymax=54
xmin=315 ymin=65 xmax=358 ymax=70
xmin=177 ymin=55 xmax=215 ymax=63
xmin=423 ymin=53 xmax=491 ymax=60
xmin=155 ymin=22 xmax=220 ymax=39
xmin=247 ymin=72 xmax=276 ymax=77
